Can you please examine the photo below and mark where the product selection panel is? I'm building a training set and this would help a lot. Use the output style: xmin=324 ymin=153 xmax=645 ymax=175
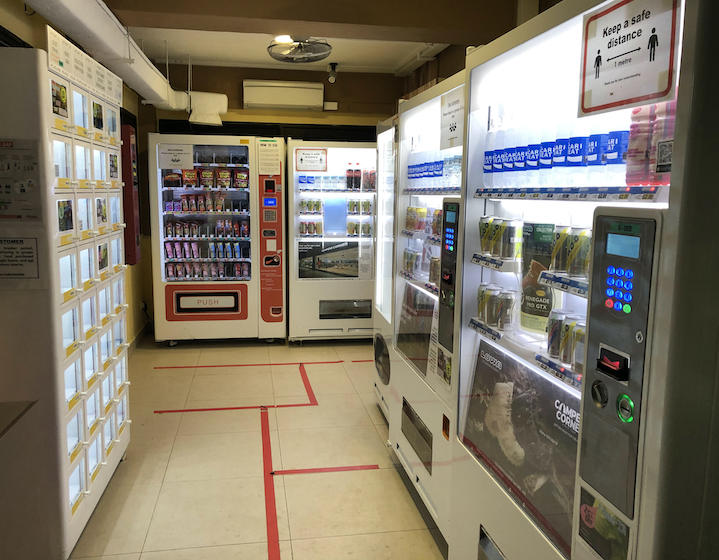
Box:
xmin=579 ymin=215 xmax=656 ymax=520
xmin=438 ymin=199 xmax=460 ymax=352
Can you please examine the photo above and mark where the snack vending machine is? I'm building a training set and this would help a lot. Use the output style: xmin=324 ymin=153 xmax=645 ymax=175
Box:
xmin=149 ymin=134 xmax=286 ymax=342
xmin=0 ymin=30 xmax=130 ymax=559
xmin=373 ymin=117 xmax=398 ymax=419
xmin=449 ymin=0 xmax=706 ymax=559
xmin=287 ymin=139 xmax=376 ymax=341
xmin=388 ymin=72 xmax=465 ymax=540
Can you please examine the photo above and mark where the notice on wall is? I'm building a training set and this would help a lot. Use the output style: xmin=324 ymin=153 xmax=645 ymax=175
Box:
xmin=295 ymin=148 xmax=328 ymax=172
xmin=0 ymin=139 xmax=41 ymax=222
xmin=158 ymin=144 xmax=193 ymax=170
xmin=580 ymin=0 xmax=679 ymax=116
xmin=440 ymin=86 xmax=465 ymax=150
xmin=258 ymin=139 xmax=282 ymax=176
xmin=0 ymin=238 xmax=39 ymax=280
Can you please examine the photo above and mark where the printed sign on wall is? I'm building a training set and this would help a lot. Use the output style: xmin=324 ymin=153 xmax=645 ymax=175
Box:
xmin=580 ymin=0 xmax=679 ymax=115
xmin=295 ymin=148 xmax=328 ymax=172
xmin=158 ymin=144 xmax=193 ymax=170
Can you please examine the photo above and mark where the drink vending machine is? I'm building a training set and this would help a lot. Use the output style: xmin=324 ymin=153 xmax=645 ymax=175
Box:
xmin=287 ymin=139 xmax=376 ymax=341
xmin=448 ymin=0 xmax=718 ymax=559
xmin=148 ymin=134 xmax=286 ymax=342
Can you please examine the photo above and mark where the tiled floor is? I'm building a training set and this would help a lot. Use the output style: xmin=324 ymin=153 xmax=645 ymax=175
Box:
xmin=70 ymin=336 xmax=443 ymax=560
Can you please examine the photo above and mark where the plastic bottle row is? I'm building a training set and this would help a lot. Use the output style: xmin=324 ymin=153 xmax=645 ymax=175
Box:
xmin=297 ymin=168 xmax=376 ymax=191
xmin=162 ymin=167 xmax=249 ymax=190
xmin=482 ymin=101 xmax=675 ymax=188
xmin=477 ymin=216 xmax=591 ymax=278
xmin=406 ymin=152 xmax=462 ymax=188
xmin=297 ymin=199 xmax=373 ymax=215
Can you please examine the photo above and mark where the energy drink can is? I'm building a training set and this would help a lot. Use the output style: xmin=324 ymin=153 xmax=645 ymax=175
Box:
xmin=560 ymin=315 xmax=581 ymax=364
xmin=551 ymin=225 xmax=571 ymax=272
xmin=497 ymin=291 xmax=517 ymax=330
xmin=485 ymin=287 xmax=503 ymax=326
xmin=299 ymin=199 xmax=307 ymax=213
xmin=488 ymin=218 xmax=505 ymax=257
xmin=429 ymin=256 xmax=441 ymax=286
xmin=299 ymin=222 xmax=307 ymax=235
xmin=361 ymin=200 xmax=371 ymax=215
xmin=315 ymin=221 xmax=323 ymax=235
xmin=499 ymin=220 xmax=523 ymax=259
xmin=572 ymin=321 xmax=586 ymax=375
xmin=307 ymin=221 xmax=316 ymax=235
xmin=361 ymin=222 xmax=371 ymax=236
xmin=547 ymin=309 xmax=566 ymax=358
xmin=567 ymin=228 xmax=591 ymax=277
xmin=477 ymin=283 xmax=490 ymax=321
xmin=479 ymin=216 xmax=494 ymax=254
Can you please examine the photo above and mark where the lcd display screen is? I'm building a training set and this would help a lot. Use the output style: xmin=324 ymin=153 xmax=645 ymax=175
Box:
xmin=606 ymin=233 xmax=640 ymax=259
xmin=446 ymin=210 xmax=457 ymax=224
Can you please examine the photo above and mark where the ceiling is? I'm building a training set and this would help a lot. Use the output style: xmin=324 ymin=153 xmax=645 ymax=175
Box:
xmin=129 ymin=27 xmax=445 ymax=75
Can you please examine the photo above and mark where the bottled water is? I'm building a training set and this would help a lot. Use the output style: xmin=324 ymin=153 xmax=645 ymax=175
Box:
xmin=605 ymin=130 xmax=630 ymax=186
xmin=525 ymin=140 xmax=541 ymax=187
xmin=539 ymin=123 xmax=556 ymax=187
xmin=552 ymin=123 xmax=571 ymax=187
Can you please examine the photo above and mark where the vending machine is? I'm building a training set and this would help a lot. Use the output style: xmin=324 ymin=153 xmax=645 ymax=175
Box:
xmin=387 ymin=72 xmax=465 ymax=540
xmin=148 ymin=134 xmax=286 ymax=342
xmin=373 ymin=116 xmax=398 ymax=419
xmin=0 ymin=29 xmax=130 ymax=559
xmin=287 ymin=139 xmax=376 ymax=341
xmin=449 ymin=0 xmax=709 ymax=559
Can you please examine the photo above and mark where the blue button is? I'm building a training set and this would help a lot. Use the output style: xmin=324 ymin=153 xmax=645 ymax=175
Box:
xmin=615 ymin=279 xmax=624 ymax=289
xmin=606 ymin=288 xmax=614 ymax=297
xmin=616 ymin=267 xmax=625 ymax=276
xmin=607 ymin=265 xmax=616 ymax=275
xmin=614 ymin=301 xmax=623 ymax=311
xmin=626 ymin=269 xmax=634 ymax=279
xmin=625 ymin=293 xmax=633 ymax=302
xmin=607 ymin=277 xmax=615 ymax=286
xmin=615 ymin=290 xmax=624 ymax=300
xmin=625 ymin=281 xmax=633 ymax=291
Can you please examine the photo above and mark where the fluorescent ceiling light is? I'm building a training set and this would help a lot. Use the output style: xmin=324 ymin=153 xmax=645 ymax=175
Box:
xmin=274 ymin=35 xmax=293 ymax=44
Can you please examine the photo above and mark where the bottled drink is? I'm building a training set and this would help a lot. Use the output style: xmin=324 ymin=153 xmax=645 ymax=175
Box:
xmin=626 ymin=106 xmax=654 ymax=186
xmin=525 ymin=141 xmax=541 ymax=187
xmin=552 ymin=123 xmax=571 ymax=187
xmin=539 ymin=120 xmax=556 ymax=187
xmin=567 ymin=120 xmax=590 ymax=187
xmin=346 ymin=164 xmax=353 ymax=190
xmin=353 ymin=164 xmax=361 ymax=190
xmin=648 ymin=101 xmax=676 ymax=186
xmin=605 ymin=130 xmax=630 ymax=186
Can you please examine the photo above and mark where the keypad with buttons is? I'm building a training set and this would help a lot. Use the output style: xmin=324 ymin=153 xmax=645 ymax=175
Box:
xmin=604 ymin=265 xmax=634 ymax=314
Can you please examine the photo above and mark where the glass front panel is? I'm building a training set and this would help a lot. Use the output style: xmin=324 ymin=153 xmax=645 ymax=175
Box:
xmin=109 ymin=196 xmax=121 ymax=225
xmin=375 ymin=127 xmax=395 ymax=322
xmin=100 ymin=330 xmax=111 ymax=364
xmin=101 ymin=371 xmax=113 ymax=409
xmin=76 ymin=197 xmax=93 ymax=234
xmin=92 ymin=100 xmax=104 ymax=133
xmin=75 ymin=144 xmax=91 ymax=180
xmin=110 ymin=236 xmax=122 ymax=268
xmin=98 ymin=285 xmax=110 ymax=320
xmin=113 ymin=316 xmax=125 ymax=349
xmin=107 ymin=108 xmax=118 ymax=139
xmin=72 ymin=90 xmax=88 ymax=130
xmin=115 ymin=353 xmax=127 ymax=389
xmin=86 ymin=388 xmax=100 ymax=428
xmin=93 ymin=149 xmax=107 ymax=182
xmin=109 ymin=152 xmax=119 ymax=181
xmin=53 ymin=139 xmax=72 ymax=180
xmin=59 ymin=252 xmax=77 ymax=296
xmin=68 ymin=459 xmax=85 ymax=507
xmin=159 ymin=143 xmax=251 ymax=282
xmin=84 ymin=343 xmax=97 ymax=382
xmin=66 ymin=411 xmax=82 ymax=456
xmin=97 ymin=242 xmax=109 ymax=274
xmin=61 ymin=307 xmax=78 ymax=349
xmin=64 ymin=359 xmax=81 ymax=403
xmin=80 ymin=246 xmax=94 ymax=284
xmin=87 ymin=436 xmax=101 ymax=477
xmin=51 ymin=78 xmax=70 ymax=120
xmin=293 ymin=146 xmax=376 ymax=282
xmin=117 ymin=394 xmax=127 ymax=426
xmin=103 ymin=415 xmax=115 ymax=452
xmin=81 ymin=295 xmax=96 ymax=336
xmin=57 ymin=198 xmax=74 ymax=235
xmin=113 ymin=276 xmax=124 ymax=308
xmin=96 ymin=196 xmax=108 ymax=228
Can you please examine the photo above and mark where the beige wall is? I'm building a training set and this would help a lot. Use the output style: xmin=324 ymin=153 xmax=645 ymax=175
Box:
xmin=0 ymin=0 xmax=49 ymax=47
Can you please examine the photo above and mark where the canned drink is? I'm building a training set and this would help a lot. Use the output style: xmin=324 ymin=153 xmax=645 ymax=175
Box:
xmin=432 ymin=209 xmax=443 ymax=235
xmin=488 ymin=218 xmax=505 ymax=257
xmin=572 ymin=321 xmax=586 ymax=375
xmin=497 ymin=291 xmax=517 ymax=330
xmin=479 ymin=216 xmax=495 ymax=254
xmin=347 ymin=221 xmax=357 ymax=236
xmin=485 ymin=287 xmax=503 ymax=326
xmin=315 ymin=221 xmax=323 ymax=235
xmin=567 ymin=228 xmax=592 ymax=277
xmin=361 ymin=222 xmax=371 ymax=236
xmin=240 ymin=220 xmax=249 ymax=237
xmin=347 ymin=200 xmax=355 ymax=214
xmin=241 ymin=262 xmax=250 ymax=277
xmin=560 ymin=315 xmax=581 ymax=364
xmin=551 ymin=225 xmax=571 ymax=272
xmin=547 ymin=309 xmax=567 ymax=358
xmin=477 ymin=283 xmax=491 ymax=321
xmin=361 ymin=200 xmax=371 ymax=215
xmin=429 ymin=256 xmax=441 ymax=286
xmin=299 ymin=199 xmax=307 ymax=213
xmin=299 ymin=221 xmax=307 ymax=235
xmin=307 ymin=221 xmax=316 ymax=235
xmin=314 ymin=200 xmax=322 ymax=213
xmin=499 ymin=219 xmax=523 ymax=259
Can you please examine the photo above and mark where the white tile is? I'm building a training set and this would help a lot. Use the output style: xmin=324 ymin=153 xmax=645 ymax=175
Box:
xmin=275 ymin=394 xmax=373 ymax=431
xmin=178 ymin=408 xmax=277 ymax=435
xmin=302 ymin=363 xmax=355 ymax=396
xmin=291 ymin=530 xmax=442 ymax=560
xmin=187 ymin=371 xmax=274 ymax=402
xmin=140 ymin=542 xmax=292 ymax=559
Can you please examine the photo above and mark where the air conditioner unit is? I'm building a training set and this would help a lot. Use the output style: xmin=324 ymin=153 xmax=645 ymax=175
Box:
xmin=243 ymin=80 xmax=324 ymax=111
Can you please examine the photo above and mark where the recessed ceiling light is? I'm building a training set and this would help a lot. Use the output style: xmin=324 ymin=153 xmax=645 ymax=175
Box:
xmin=274 ymin=35 xmax=293 ymax=44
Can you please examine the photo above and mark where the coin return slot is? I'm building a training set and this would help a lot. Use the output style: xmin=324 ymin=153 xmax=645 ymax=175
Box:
xmin=597 ymin=345 xmax=630 ymax=382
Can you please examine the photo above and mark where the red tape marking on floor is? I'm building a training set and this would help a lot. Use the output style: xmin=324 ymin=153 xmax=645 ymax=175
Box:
xmin=298 ymin=363 xmax=318 ymax=406
xmin=272 ymin=464 xmax=380 ymax=476
xmin=154 ymin=360 xmax=344 ymax=370
xmin=260 ymin=407 xmax=281 ymax=560
xmin=154 ymin=404 xmax=268 ymax=414
xmin=350 ymin=359 xmax=374 ymax=363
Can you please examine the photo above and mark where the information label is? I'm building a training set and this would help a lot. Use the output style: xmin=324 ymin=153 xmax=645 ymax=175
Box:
xmin=580 ymin=0 xmax=679 ymax=115
xmin=440 ymin=86 xmax=465 ymax=150
xmin=258 ymin=139 xmax=281 ymax=176
xmin=158 ymin=144 xmax=193 ymax=170
xmin=0 ymin=238 xmax=39 ymax=279
xmin=295 ymin=148 xmax=328 ymax=172
xmin=0 ymin=139 xmax=41 ymax=222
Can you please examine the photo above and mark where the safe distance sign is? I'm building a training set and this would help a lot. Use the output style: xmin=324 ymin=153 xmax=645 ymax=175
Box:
xmin=579 ymin=0 xmax=680 ymax=116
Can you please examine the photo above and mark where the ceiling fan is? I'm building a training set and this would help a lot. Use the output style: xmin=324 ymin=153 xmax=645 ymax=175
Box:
xmin=267 ymin=35 xmax=332 ymax=63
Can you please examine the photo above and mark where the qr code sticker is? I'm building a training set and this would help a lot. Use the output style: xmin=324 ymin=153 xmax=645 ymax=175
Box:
xmin=656 ymin=140 xmax=673 ymax=173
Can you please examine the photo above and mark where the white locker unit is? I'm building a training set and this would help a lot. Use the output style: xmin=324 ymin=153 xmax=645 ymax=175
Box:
xmin=287 ymin=139 xmax=377 ymax=341
xmin=148 ymin=134 xmax=286 ymax=341
xmin=0 ymin=28 xmax=130 ymax=560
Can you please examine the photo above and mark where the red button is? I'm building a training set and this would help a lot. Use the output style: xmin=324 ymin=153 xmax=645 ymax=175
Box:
xmin=605 ymin=298 xmax=614 ymax=308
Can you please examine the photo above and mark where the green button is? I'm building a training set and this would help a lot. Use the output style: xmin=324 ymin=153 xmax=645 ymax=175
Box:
xmin=617 ymin=394 xmax=634 ymax=423
xmin=623 ymin=304 xmax=632 ymax=313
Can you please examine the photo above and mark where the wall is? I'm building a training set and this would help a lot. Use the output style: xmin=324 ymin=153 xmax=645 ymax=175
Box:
xmin=0 ymin=0 xmax=49 ymax=47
